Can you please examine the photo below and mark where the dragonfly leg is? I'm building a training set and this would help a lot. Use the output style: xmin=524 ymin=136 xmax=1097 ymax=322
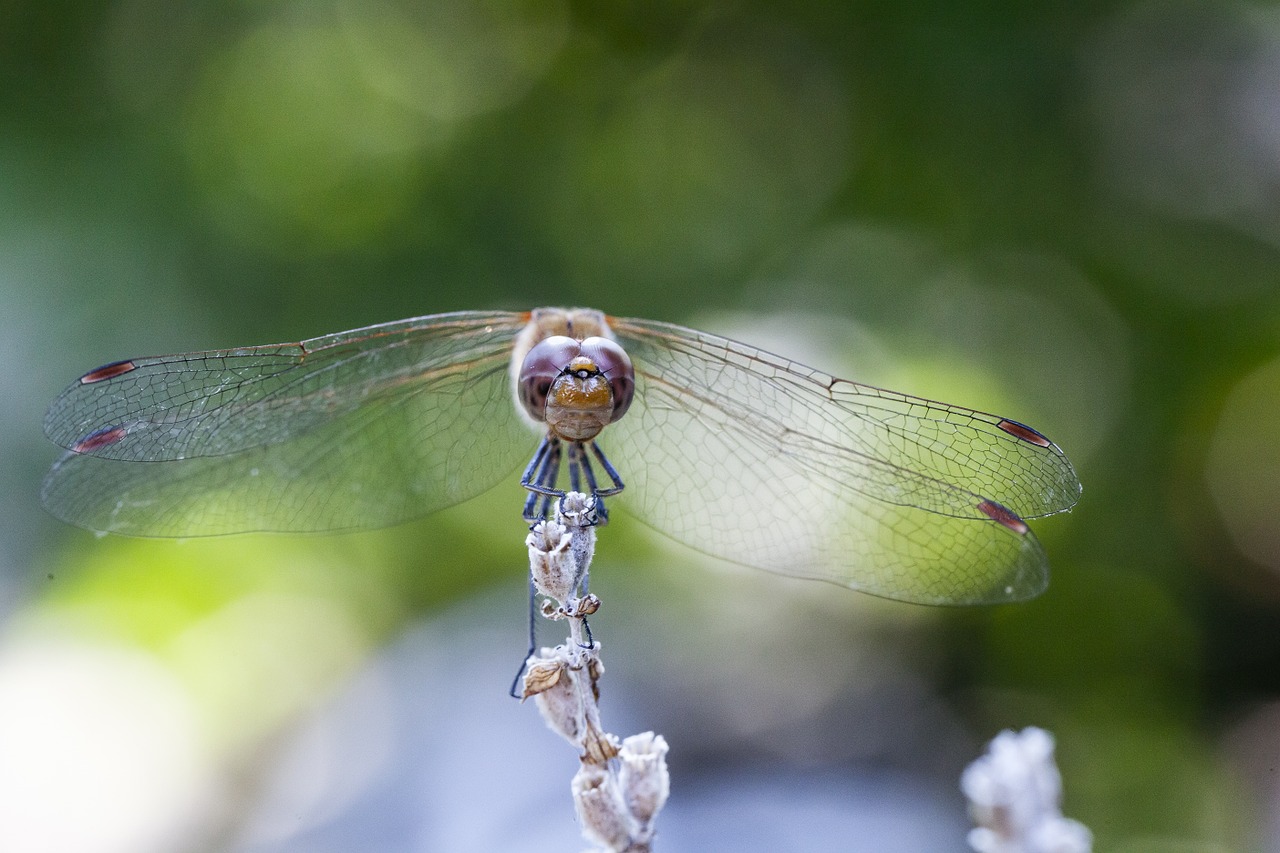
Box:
xmin=589 ymin=441 xmax=625 ymax=496
xmin=574 ymin=447 xmax=610 ymax=526
xmin=508 ymin=575 xmax=539 ymax=699
xmin=569 ymin=441 xmax=624 ymax=526
xmin=537 ymin=443 xmax=563 ymax=519
xmin=520 ymin=436 xmax=552 ymax=488
xmin=567 ymin=442 xmax=584 ymax=494
xmin=521 ymin=437 xmax=552 ymax=520
xmin=521 ymin=437 xmax=564 ymax=521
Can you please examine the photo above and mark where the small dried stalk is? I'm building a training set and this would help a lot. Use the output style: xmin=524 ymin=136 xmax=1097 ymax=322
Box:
xmin=521 ymin=492 xmax=669 ymax=852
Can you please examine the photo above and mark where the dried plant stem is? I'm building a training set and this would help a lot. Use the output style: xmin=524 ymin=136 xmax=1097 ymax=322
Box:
xmin=520 ymin=492 xmax=669 ymax=852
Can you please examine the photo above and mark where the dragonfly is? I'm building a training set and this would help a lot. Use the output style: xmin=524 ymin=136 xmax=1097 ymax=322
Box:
xmin=42 ymin=307 xmax=1081 ymax=605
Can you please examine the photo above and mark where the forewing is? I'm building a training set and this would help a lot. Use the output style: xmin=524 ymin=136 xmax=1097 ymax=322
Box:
xmin=606 ymin=316 xmax=1080 ymax=604
xmin=42 ymin=311 xmax=536 ymax=535
xmin=45 ymin=311 xmax=528 ymax=460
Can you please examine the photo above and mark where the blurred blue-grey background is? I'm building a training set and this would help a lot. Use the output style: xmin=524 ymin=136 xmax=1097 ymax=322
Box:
xmin=2 ymin=1 xmax=1279 ymax=850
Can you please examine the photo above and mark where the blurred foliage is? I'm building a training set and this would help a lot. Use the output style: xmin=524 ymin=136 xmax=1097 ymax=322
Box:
xmin=4 ymin=0 xmax=1280 ymax=850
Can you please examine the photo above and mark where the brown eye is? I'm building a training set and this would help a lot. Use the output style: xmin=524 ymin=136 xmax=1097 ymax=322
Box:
xmin=518 ymin=336 xmax=582 ymax=421
xmin=580 ymin=337 xmax=635 ymax=423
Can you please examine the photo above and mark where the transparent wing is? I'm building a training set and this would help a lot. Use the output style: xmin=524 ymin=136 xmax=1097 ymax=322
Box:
xmin=607 ymin=316 xmax=1082 ymax=605
xmin=42 ymin=311 xmax=536 ymax=536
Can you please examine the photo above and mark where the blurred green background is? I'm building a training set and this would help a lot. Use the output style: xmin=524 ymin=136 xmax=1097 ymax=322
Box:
xmin=3 ymin=0 xmax=1280 ymax=850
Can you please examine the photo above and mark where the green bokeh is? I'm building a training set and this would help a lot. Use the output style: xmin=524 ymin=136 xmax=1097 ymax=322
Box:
xmin=4 ymin=0 xmax=1280 ymax=848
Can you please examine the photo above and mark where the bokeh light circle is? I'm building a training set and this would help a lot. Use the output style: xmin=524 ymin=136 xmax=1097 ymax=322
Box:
xmin=1206 ymin=354 xmax=1280 ymax=574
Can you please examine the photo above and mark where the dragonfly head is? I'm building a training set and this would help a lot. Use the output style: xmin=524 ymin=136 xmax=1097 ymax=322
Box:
xmin=519 ymin=335 xmax=634 ymax=441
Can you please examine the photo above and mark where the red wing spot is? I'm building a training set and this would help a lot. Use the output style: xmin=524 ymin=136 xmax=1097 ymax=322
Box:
xmin=73 ymin=426 xmax=127 ymax=454
xmin=80 ymin=360 xmax=137 ymax=384
xmin=978 ymin=499 xmax=1029 ymax=535
xmin=997 ymin=418 xmax=1052 ymax=448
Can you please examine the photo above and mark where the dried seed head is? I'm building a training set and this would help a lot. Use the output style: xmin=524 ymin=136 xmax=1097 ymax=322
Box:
xmin=962 ymin=727 xmax=1092 ymax=853
xmin=619 ymin=732 xmax=670 ymax=828
xmin=533 ymin=666 xmax=586 ymax=746
xmin=556 ymin=491 xmax=598 ymax=583
xmin=526 ymin=520 xmax=579 ymax=601
xmin=572 ymin=764 xmax=633 ymax=851
xmin=557 ymin=491 xmax=598 ymax=526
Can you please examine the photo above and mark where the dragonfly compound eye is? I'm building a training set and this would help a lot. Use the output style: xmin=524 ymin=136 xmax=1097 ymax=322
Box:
xmin=578 ymin=337 xmax=634 ymax=423
xmin=518 ymin=336 xmax=582 ymax=422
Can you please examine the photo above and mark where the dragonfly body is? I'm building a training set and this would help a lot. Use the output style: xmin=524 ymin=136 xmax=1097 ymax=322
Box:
xmin=43 ymin=307 xmax=1081 ymax=605
xmin=510 ymin=308 xmax=632 ymax=520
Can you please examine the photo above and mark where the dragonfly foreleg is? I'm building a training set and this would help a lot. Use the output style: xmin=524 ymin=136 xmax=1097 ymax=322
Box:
xmin=521 ymin=436 xmax=564 ymax=521
xmin=568 ymin=442 xmax=583 ymax=494
xmin=569 ymin=444 xmax=610 ymax=526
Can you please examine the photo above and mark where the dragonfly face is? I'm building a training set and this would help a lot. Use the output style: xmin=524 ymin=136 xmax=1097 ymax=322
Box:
xmin=42 ymin=306 xmax=1081 ymax=605
xmin=516 ymin=335 xmax=635 ymax=442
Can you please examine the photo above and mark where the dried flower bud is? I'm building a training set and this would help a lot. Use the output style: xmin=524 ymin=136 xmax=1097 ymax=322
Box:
xmin=558 ymin=491 xmax=598 ymax=527
xmin=573 ymin=764 xmax=633 ymax=851
xmin=531 ymin=649 xmax=587 ymax=746
xmin=558 ymin=492 xmax=597 ymax=582
xmin=962 ymin=727 xmax=1092 ymax=853
xmin=526 ymin=520 xmax=578 ymax=601
xmin=619 ymin=732 xmax=670 ymax=828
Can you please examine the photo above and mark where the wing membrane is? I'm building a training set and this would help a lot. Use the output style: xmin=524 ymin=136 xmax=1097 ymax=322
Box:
xmin=607 ymin=315 xmax=1080 ymax=604
xmin=45 ymin=311 xmax=528 ymax=461
xmin=41 ymin=306 xmax=1079 ymax=601
xmin=42 ymin=311 xmax=535 ymax=535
